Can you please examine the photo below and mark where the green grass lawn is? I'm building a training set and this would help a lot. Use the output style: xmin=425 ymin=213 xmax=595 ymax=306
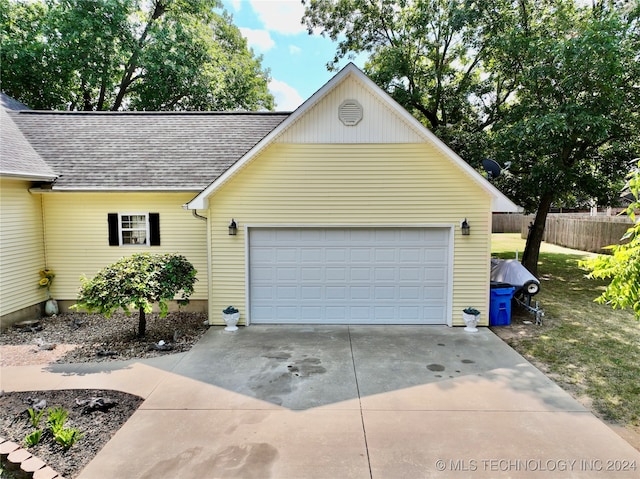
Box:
xmin=491 ymin=234 xmax=640 ymax=428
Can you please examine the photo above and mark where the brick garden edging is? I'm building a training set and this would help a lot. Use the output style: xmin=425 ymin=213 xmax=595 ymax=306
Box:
xmin=0 ymin=436 xmax=65 ymax=479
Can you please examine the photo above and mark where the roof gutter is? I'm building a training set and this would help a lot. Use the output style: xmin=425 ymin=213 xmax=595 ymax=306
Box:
xmin=1 ymin=172 xmax=58 ymax=182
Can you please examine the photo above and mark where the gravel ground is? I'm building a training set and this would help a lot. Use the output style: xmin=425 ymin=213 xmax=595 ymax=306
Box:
xmin=0 ymin=311 xmax=209 ymax=365
xmin=0 ymin=311 xmax=208 ymax=477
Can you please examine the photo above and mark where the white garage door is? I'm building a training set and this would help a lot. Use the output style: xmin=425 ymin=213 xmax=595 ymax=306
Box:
xmin=249 ymin=228 xmax=451 ymax=324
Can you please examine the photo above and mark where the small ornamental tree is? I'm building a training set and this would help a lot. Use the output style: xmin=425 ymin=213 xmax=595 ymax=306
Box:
xmin=581 ymin=161 xmax=640 ymax=320
xmin=73 ymin=253 xmax=197 ymax=337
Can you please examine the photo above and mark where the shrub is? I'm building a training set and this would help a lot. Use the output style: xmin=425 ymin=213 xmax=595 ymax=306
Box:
xmin=72 ymin=253 xmax=197 ymax=337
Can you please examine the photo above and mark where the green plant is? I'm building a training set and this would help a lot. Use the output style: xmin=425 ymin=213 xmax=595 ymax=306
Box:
xmin=53 ymin=428 xmax=84 ymax=450
xmin=580 ymin=160 xmax=640 ymax=319
xmin=223 ymin=306 xmax=239 ymax=315
xmin=27 ymin=407 xmax=45 ymax=428
xmin=46 ymin=406 xmax=68 ymax=434
xmin=24 ymin=430 xmax=42 ymax=447
xmin=463 ymin=307 xmax=480 ymax=316
xmin=72 ymin=253 xmax=197 ymax=337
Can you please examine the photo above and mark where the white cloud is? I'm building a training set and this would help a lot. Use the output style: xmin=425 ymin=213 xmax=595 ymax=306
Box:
xmin=249 ymin=0 xmax=306 ymax=35
xmin=288 ymin=44 xmax=302 ymax=55
xmin=239 ymin=27 xmax=275 ymax=52
xmin=229 ymin=0 xmax=242 ymax=11
xmin=269 ymin=78 xmax=304 ymax=111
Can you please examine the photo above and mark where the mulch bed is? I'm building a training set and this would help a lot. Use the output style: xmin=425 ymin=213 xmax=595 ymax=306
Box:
xmin=0 ymin=389 xmax=143 ymax=478
xmin=0 ymin=311 xmax=209 ymax=477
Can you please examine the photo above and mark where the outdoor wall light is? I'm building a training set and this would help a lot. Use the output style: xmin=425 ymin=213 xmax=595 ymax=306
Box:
xmin=461 ymin=219 xmax=470 ymax=236
xmin=228 ymin=219 xmax=238 ymax=236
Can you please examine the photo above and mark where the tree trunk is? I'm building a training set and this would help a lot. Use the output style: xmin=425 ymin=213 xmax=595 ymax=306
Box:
xmin=111 ymin=1 xmax=166 ymax=111
xmin=521 ymin=191 xmax=555 ymax=276
xmin=138 ymin=307 xmax=146 ymax=338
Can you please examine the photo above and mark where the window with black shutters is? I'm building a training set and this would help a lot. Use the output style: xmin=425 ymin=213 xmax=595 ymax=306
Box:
xmin=108 ymin=213 xmax=160 ymax=246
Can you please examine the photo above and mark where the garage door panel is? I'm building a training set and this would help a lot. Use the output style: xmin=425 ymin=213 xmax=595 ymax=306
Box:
xmin=326 ymin=268 xmax=346 ymax=281
xmin=326 ymin=230 xmax=347 ymax=241
xmin=252 ymin=267 xmax=275 ymax=281
xmin=350 ymin=248 xmax=371 ymax=262
xmin=374 ymin=306 xmax=395 ymax=320
xmin=375 ymin=267 xmax=396 ymax=281
xmin=301 ymin=248 xmax=322 ymax=261
xmin=249 ymin=228 xmax=450 ymax=324
xmin=252 ymin=285 xmax=274 ymax=300
xmin=374 ymin=286 xmax=396 ymax=299
xmin=326 ymin=306 xmax=346 ymax=320
xmin=349 ymin=306 xmax=370 ymax=320
xmin=276 ymin=248 xmax=297 ymax=262
xmin=326 ymin=249 xmax=347 ymax=262
xmin=424 ymin=285 xmax=446 ymax=300
xmin=399 ymin=248 xmax=422 ymax=262
xmin=301 ymin=286 xmax=322 ymax=299
xmin=276 ymin=267 xmax=297 ymax=281
xmin=399 ymin=286 xmax=420 ymax=300
xmin=375 ymin=248 xmax=396 ymax=262
xmin=276 ymin=286 xmax=298 ymax=300
xmin=350 ymin=286 xmax=371 ymax=300
xmin=399 ymin=266 xmax=421 ymax=281
xmin=350 ymin=267 xmax=371 ymax=281
xmin=301 ymin=306 xmax=323 ymax=319
xmin=326 ymin=286 xmax=346 ymax=300
xmin=424 ymin=267 xmax=447 ymax=282
xmin=301 ymin=267 xmax=322 ymax=281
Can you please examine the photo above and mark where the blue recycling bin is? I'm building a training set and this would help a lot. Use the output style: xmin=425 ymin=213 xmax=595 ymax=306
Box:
xmin=489 ymin=282 xmax=515 ymax=326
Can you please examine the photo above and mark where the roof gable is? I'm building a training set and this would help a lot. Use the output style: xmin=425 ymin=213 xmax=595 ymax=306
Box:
xmin=274 ymin=73 xmax=424 ymax=143
xmin=188 ymin=63 xmax=519 ymax=212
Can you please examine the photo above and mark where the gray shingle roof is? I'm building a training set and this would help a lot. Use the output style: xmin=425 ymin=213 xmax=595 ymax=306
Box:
xmin=7 ymin=110 xmax=289 ymax=190
xmin=1 ymin=109 xmax=57 ymax=180
xmin=0 ymin=92 xmax=30 ymax=111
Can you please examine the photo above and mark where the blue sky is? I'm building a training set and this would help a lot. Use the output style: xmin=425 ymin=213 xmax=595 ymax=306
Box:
xmin=221 ymin=0 xmax=366 ymax=111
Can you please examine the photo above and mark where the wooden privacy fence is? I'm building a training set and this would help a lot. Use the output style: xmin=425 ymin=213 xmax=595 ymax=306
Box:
xmin=492 ymin=213 xmax=632 ymax=253
xmin=492 ymin=213 xmax=523 ymax=233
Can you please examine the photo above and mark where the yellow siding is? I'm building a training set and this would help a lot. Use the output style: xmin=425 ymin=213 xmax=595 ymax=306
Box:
xmin=207 ymin=143 xmax=491 ymax=326
xmin=0 ymin=178 xmax=47 ymax=316
xmin=41 ymin=192 xmax=208 ymax=301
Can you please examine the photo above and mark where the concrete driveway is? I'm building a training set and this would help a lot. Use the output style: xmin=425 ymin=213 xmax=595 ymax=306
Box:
xmin=2 ymin=325 xmax=639 ymax=478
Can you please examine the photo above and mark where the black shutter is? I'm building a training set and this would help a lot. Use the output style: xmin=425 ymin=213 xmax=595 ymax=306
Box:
xmin=108 ymin=213 xmax=119 ymax=246
xmin=149 ymin=213 xmax=160 ymax=246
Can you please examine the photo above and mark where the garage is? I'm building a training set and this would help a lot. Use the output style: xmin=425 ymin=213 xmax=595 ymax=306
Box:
xmin=248 ymin=227 xmax=452 ymax=324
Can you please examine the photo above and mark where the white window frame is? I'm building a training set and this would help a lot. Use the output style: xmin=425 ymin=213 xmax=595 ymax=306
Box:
xmin=118 ymin=213 xmax=150 ymax=246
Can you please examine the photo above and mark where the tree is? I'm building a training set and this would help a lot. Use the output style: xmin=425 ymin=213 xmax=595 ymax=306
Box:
xmin=304 ymin=0 xmax=640 ymax=276
xmin=303 ymin=0 xmax=514 ymax=164
xmin=0 ymin=0 xmax=274 ymax=111
xmin=73 ymin=253 xmax=197 ymax=337
xmin=489 ymin=1 xmax=640 ymax=275
xmin=580 ymin=161 xmax=640 ymax=319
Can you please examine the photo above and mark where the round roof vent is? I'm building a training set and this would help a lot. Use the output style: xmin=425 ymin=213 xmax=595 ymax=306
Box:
xmin=338 ymin=99 xmax=363 ymax=126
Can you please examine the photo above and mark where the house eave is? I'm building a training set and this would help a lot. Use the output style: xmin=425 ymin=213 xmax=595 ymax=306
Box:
xmin=1 ymin=171 xmax=58 ymax=182
xmin=28 ymin=186 xmax=202 ymax=193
